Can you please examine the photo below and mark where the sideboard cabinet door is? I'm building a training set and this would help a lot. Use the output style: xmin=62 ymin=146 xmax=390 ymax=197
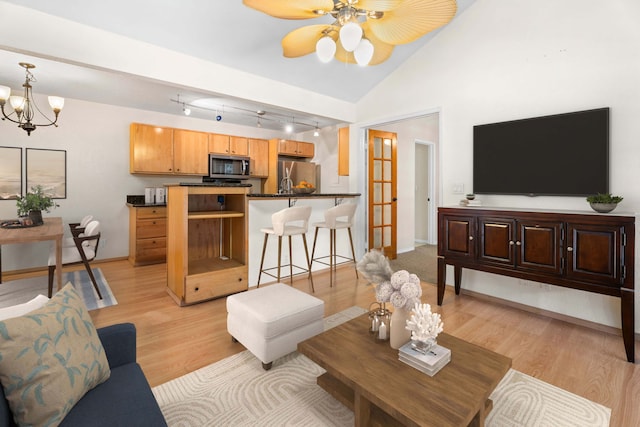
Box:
xmin=565 ymin=222 xmax=626 ymax=287
xmin=438 ymin=214 xmax=476 ymax=260
xmin=516 ymin=219 xmax=563 ymax=276
xmin=477 ymin=217 xmax=516 ymax=267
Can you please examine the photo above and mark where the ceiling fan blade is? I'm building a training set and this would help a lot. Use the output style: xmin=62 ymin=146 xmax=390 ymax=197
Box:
xmin=368 ymin=0 xmax=457 ymax=45
xmin=282 ymin=25 xmax=337 ymax=58
xmin=357 ymin=0 xmax=405 ymax=12
xmin=243 ymin=0 xmax=334 ymax=19
xmin=364 ymin=25 xmax=395 ymax=65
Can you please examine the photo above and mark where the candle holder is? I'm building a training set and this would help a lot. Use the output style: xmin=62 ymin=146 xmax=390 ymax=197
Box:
xmin=368 ymin=302 xmax=391 ymax=342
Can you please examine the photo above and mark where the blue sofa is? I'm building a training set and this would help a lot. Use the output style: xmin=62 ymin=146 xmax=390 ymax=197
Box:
xmin=0 ymin=323 xmax=167 ymax=427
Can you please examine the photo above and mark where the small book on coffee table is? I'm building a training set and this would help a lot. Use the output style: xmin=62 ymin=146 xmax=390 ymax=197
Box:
xmin=398 ymin=342 xmax=451 ymax=376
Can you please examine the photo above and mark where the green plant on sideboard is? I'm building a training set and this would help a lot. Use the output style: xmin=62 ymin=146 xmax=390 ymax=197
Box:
xmin=586 ymin=193 xmax=623 ymax=214
xmin=16 ymin=185 xmax=58 ymax=218
xmin=586 ymin=193 xmax=623 ymax=204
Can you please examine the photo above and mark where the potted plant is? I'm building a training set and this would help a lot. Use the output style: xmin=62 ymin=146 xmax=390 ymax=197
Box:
xmin=586 ymin=193 xmax=623 ymax=213
xmin=16 ymin=185 xmax=58 ymax=225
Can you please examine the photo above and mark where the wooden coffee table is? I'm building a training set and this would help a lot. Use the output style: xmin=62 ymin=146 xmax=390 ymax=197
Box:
xmin=298 ymin=314 xmax=511 ymax=427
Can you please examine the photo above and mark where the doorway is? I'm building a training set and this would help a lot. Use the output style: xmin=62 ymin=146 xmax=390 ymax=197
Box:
xmin=415 ymin=140 xmax=436 ymax=245
xmin=367 ymin=129 xmax=398 ymax=259
xmin=358 ymin=110 xmax=440 ymax=258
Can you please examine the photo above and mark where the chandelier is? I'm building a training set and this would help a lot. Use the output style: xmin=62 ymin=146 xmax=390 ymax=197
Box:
xmin=244 ymin=0 xmax=457 ymax=66
xmin=0 ymin=62 xmax=65 ymax=136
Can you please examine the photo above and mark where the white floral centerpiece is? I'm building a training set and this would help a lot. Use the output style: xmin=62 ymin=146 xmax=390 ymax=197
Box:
xmin=405 ymin=302 xmax=444 ymax=353
xmin=357 ymin=250 xmax=426 ymax=347
xmin=356 ymin=250 xmax=422 ymax=310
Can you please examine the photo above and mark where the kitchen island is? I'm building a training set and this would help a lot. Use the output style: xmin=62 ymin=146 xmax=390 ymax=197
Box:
xmin=248 ymin=193 xmax=361 ymax=288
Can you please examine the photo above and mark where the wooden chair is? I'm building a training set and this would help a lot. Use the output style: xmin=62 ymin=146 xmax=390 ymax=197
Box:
xmin=48 ymin=220 xmax=102 ymax=299
xmin=63 ymin=215 xmax=93 ymax=247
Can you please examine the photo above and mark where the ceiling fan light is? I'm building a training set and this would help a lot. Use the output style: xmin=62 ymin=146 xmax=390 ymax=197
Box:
xmin=354 ymin=38 xmax=374 ymax=66
xmin=0 ymin=85 xmax=10 ymax=102
xmin=339 ymin=22 xmax=362 ymax=52
xmin=48 ymin=96 xmax=65 ymax=112
xmin=316 ymin=36 xmax=336 ymax=63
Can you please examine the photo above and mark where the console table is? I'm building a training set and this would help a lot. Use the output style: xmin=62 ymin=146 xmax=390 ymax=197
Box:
xmin=437 ymin=207 xmax=635 ymax=363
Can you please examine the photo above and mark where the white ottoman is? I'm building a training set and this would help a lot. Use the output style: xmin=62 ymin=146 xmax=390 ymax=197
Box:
xmin=226 ymin=283 xmax=324 ymax=370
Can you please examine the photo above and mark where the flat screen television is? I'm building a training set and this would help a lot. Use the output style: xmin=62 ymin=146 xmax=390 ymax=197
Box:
xmin=473 ymin=107 xmax=609 ymax=197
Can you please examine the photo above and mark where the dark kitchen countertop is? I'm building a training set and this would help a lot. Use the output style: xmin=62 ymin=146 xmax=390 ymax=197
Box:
xmin=126 ymin=203 xmax=167 ymax=207
xmin=126 ymin=195 xmax=166 ymax=207
xmin=248 ymin=193 xmax=360 ymax=198
xmin=173 ymin=182 xmax=253 ymax=187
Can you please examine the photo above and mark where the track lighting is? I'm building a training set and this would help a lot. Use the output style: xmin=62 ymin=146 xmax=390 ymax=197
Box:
xmin=170 ymin=95 xmax=321 ymax=132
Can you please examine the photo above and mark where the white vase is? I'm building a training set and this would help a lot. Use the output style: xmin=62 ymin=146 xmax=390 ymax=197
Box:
xmin=389 ymin=308 xmax=412 ymax=349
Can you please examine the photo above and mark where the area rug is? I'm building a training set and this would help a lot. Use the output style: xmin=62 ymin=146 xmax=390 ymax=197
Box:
xmin=0 ymin=268 xmax=117 ymax=311
xmin=153 ymin=307 xmax=611 ymax=427
xmin=389 ymin=244 xmax=438 ymax=284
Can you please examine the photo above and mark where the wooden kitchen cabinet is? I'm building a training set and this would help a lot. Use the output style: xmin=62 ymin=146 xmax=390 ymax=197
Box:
xmin=277 ymin=139 xmax=315 ymax=158
xmin=338 ymin=127 xmax=349 ymax=176
xmin=173 ymin=129 xmax=209 ymax=175
xmin=248 ymin=138 xmax=269 ymax=177
xmin=437 ymin=206 xmax=635 ymax=362
xmin=166 ymin=184 xmax=249 ymax=305
xmin=128 ymin=206 xmax=167 ymax=266
xmin=130 ymin=123 xmax=173 ymax=174
xmin=130 ymin=124 xmax=208 ymax=175
xmin=209 ymin=134 xmax=248 ymax=156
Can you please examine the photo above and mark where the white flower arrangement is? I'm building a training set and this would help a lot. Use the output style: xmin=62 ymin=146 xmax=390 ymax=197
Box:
xmin=356 ymin=250 xmax=422 ymax=311
xmin=405 ymin=302 xmax=444 ymax=343
xmin=387 ymin=270 xmax=422 ymax=310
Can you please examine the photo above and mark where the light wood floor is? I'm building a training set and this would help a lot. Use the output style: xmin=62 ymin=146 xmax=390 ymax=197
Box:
xmin=11 ymin=260 xmax=638 ymax=426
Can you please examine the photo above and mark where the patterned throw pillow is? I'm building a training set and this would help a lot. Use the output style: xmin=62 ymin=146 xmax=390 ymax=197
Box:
xmin=0 ymin=283 xmax=111 ymax=427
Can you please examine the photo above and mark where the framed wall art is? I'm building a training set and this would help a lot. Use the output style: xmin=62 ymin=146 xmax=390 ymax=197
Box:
xmin=0 ymin=146 xmax=22 ymax=200
xmin=26 ymin=148 xmax=67 ymax=199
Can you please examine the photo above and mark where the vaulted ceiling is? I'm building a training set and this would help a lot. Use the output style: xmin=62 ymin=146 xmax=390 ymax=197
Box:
xmin=0 ymin=0 xmax=475 ymax=131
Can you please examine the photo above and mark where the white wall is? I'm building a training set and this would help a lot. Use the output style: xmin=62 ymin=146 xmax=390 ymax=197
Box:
xmin=354 ymin=0 xmax=640 ymax=333
xmin=0 ymin=96 xmax=288 ymax=271
xmin=297 ymin=124 xmax=351 ymax=194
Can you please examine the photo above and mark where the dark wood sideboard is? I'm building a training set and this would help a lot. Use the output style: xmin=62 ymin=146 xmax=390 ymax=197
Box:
xmin=437 ymin=206 xmax=635 ymax=363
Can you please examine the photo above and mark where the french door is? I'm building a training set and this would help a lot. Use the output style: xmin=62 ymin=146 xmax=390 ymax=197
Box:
xmin=368 ymin=129 xmax=397 ymax=259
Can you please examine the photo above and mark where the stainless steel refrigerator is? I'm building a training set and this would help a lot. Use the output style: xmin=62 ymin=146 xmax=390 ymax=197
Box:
xmin=277 ymin=160 xmax=320 ymax=193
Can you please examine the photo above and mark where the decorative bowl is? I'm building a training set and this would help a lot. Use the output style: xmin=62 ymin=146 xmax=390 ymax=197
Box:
xmin=589 ymin=202 xmax=617 ymax=213
xmin=291 ymin=187 xmax=316 ymax=194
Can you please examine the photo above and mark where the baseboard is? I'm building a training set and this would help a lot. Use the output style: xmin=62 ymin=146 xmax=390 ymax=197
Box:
xmin=2 ymin=256 xmax=129 ymax=280
xmin=459 ymin=287 xmax=640 ymax=341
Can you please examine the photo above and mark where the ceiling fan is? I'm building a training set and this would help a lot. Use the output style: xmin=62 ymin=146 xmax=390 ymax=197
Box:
xmin=243 ymin=0 xmax=457 ymax=66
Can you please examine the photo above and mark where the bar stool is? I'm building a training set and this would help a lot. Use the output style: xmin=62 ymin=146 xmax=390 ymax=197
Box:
xmin=257 ymin=205 xmax=314 ymax=292
xmin=310 ymin=203 xmax=358 ymax=286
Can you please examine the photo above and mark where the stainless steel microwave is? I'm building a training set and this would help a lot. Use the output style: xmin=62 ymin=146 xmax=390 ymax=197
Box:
xmin=208 ymin=154 xmax=250 ymax=180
